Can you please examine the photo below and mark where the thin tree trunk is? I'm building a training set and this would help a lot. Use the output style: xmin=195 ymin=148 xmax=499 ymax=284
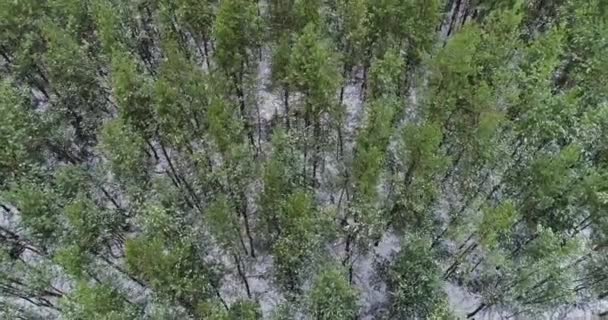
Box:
xmin=339 ymin=62 xmax=349 ymax=104
xmin=284 ymin=88 xmax=290 ymax=130
xmin=100 ymin=256 xmax=147 ymax=288
xmin=337 ymin=125 xmax=344 ymax=160
xmin=234 ymin=253 xmax=252 ymax=298
xmin=233 ymin=72 xmax=256 ymax=149
xmin=467 ymin=303 xmax=486 ymax=318
xmin=240 ymin=198 xmax=256 ymax=258
xmin=342 ymin=233 xmax=354 ymax=285
xmin=303 ymin=107 xmax=311 ymax=182
xmin=312 ymin=119 xmax=321 ymax=189
xmin=203 ymin=36 xmax=211 ymax=70
xmin=447 ymin=0 xmax=464 ymax=37
xmin=158 ymin=141 xmax=204 ymax=214
xmin=255 ymin=100 xmax=263 ymax=156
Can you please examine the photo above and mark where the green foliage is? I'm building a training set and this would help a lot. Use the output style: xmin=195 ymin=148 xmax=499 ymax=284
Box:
xmin=0 ymin=0 xmax=46 ymax=47
xmin=369 ymin=49 xmax=405 ymax=99
xmin=367 ymin=0 xmax=442 ymax=63
xmin=259 ymin=130 xmax=302 ymax=239
xmin=154 ymin=41 xmax=209 ymax=147
xmin=208 ymin=96 xmax=244 ymax=154
xmin=479 ymin=202 xmax=519 ymax=249
xmin=125 ymin=236 xmax=216 ymax=310
xmin=100 ymin=118 xmax=150 ymax=185
xmin=208 ymin=195 xmax=242 ymax=250
xmin=353 ymin=97 xmax=397 ymax=202
xmin=1 ymin=0 xmax=607 ymax=318
xmin=198 ymin=299 xmax=262 ymax=320
xmin=393 ymin=123 xmax=448 ymax=230
xmin=289 ymin=23 xmax=341 ymax=110
xmin=273 ymin=191 xmax=324 ymax=293
xmin=214 ymin=0 xmax=262 ymax=74
xmin=270 ymin=34 xmax=293 ymax=89
xmin=427 ymin=25 xmax=484 ymax=125
xmin=173 ymin=0 xmax=214 ymax=42
xmin=517 ymin=145 xmax=583 ymax=230
xmin=110 ymin=50 xmax=154 ymax=137
xmin=4 ymin=183 xmax=60 ymax=242
xmin=228 ymin=299 xmax=263 ymax=320
xmin=0 ymin=0 xmax=47 ymax=80
xmin=386 ymin=237 xmax=448 ymax=318
xmin=196 ymin=301 xmax=231 ymax=320
xmin=0 ymin=80 xmax=42 ymax=184
xmin=54 ymin=244 xmax=90 ymax=278
xmin=64 ymin=197 xmax=106 ymax=249
xmin=332 ymin=0 xmax=368 ymax=67
xmin=123 ymin=203 xmax=219 ymax=314
xmin=561 ymin=0 xmax=608 ymax=104
xmin=42 ymin=22 xmax=106 ymax=144
xmin=63 ymin=282 xmax=136 ymax=320
xmin=308 ymin=266 xmax=358 ymax=320
xmin=472 ymin=224 xmax=582 ymax=315
xmin=92 ymin=0 xmax=125 ymax=53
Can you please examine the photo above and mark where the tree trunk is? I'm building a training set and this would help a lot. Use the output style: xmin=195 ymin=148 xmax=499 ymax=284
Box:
xmin=203 ymin=36 xmax=211 ymax=70
xmin=447 ymin=0 xmax=464 ymax=37
xmin=232 ymin=72 xmax=256 ymax=149
xmin=234 ymin=253 xmax=252 ymax=298
xmin=284 ymin=88 xmax=290 ymax=130
xmin=312 ymin=119 xmax=321 ymax=189
xmin=467 ymin=303 xmax=486 ymax=318
xmin=240 ymin=196 xmax=256 ymax=258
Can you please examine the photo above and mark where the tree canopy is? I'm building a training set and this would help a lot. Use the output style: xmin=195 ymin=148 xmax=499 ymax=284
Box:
xmin=0 ymin=0 xmax=607 ymax=319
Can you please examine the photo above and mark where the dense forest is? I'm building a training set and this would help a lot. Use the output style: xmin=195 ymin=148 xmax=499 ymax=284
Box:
xmin=0 ymin=0 xmax=607 ymax=319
